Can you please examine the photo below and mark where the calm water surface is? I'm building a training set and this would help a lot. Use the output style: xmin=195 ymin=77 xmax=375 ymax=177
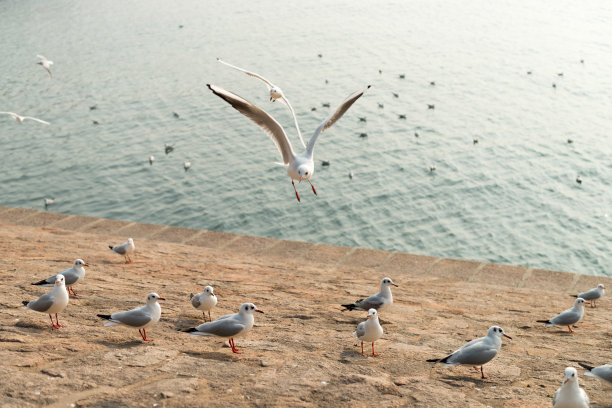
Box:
xmin=1 ymin=0 xmax=611 ymax=276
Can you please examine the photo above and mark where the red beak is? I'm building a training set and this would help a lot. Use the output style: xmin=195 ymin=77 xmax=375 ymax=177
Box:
xmin=158 ymin=297 xmax=166 ymax=301
xmin=256 ymin=309 xmax=264 ymax=314
xmin=84 ymin=263 xmax=89 ymax=267
xmin=503 ymin=334 xmax=512 ymax=340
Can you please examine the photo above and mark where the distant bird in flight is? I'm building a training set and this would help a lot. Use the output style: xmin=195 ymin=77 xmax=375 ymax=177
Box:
xmin=0 ymin=111 xmax=49 ymax=125
xmin=217 ymin=58 xmax=306 ymax=149
xmin=207 ymin=84 xmax=370 ymax=202
xmin=36 ymin=55 xmax=53 ymax=78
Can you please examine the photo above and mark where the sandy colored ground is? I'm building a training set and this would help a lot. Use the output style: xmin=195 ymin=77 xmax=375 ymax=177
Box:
xmin=0 ymin=210 xmax=610 ymax=407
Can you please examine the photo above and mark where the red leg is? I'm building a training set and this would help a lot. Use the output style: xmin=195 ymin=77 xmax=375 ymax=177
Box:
xmin=473 ymin=366 xmax=480 ymax=372
xmin=480 ymin=366 xmax=487 ymax=379
xmin=202 ymin=312 xmax=207 ymax=322
xmin=208 ymin=311 xmax=212 ymax=322
xmin=292 ymin=180 xmax=301 ymax=202
xmin=53 ymin=313 xmax=63 ymax=329
xmin=308 ymin=180 xmax=317 ymax=195
xmin=230 ymin=337 xmax=242 ymax=354
xmin=567 ymin=325 xmax=575 ymax=333
xmin=371 ymin=342 xmax=380 ymax=357
xmin=360 ymin=341 xmax=366 ymax=357
xmin=49 ymin=314 xmax=56 ymax=330
xmin=141 ymin=328 xmax=153 ymax=342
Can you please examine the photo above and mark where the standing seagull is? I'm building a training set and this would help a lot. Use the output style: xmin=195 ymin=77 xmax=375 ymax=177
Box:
xmin=552 ymin=367 xmax=589 ymax=408
xmin=185 ymin=302 xmax=263 ymax=354
xmin=36 ymin=55 xmax=53 ymax=77
xmin=537 ymin=297 xmax=586 ymax=333
xmin=207 ymin=84 xmax=369 ymax=202
xmin=572 ymin=283 xmax=605 ymax=307
xmin=32 ymin=259 xmax=88 ymax=297
xmin=353 ymin=308 xmax=384 ymax=357
xmin=22 ymin=274 xmax=69 ymax=330
xmin=426 ymin=326 xmax=512 ymax=379
xmin=578 ymin=362 xmax=612 ymax=384
xmin=97 ymin=293 xmax=165 ymax=342
xmin=341 ymin=277 xmax=397 ymax=312
xmin=190 ymin=285 xmax=218 ymax=321
xmin=109 ymin=238 xmax=135 ymax=263
xmin=217 ymin=58 xmax=306 ymax=149
xmin=0 ymin=111 xmax=49 ymax=125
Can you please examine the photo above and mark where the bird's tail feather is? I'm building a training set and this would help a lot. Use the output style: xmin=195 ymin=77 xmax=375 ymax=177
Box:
xmin=341 ymin=304 xmax=356 ymax=311
xmin=536 ymin=320 xmax=551 ymax=324
xmin=578 ymin=362 xmax=594 ymax=372
xmin=32 ymin=279 xmax=50 ymax=286
xmin=108 ymin=245 xmax=114 ymax=250
xmin=190 ymin=293 xmax=194 ymax=300
xmin=97 ymin=314 xmax=111 ymax=320
xmin=22 ymin=301 xmax=29 ymax=307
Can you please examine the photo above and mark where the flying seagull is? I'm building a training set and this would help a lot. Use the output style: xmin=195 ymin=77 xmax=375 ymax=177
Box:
xmin=207 ymin=83 xmax=369 ymax=202
xmin=217 ymin=58 xmax=307 ymax=149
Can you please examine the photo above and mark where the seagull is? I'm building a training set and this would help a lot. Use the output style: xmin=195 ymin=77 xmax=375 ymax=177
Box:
xmin=207 ymin=84 xmax=369 ymax=202
xmin=97 ymin=293 xmax=164 ymax=342
xmin=392 ymin=92 xmax=399 ymax=98
xmin=576 ymin=175 xmax=582 ymax=184
xmin=398 ymin=114 xmax=406 ymax=119
xmin=22 ymin=274 xmax=69 ymax=330
xmin=173 ymin=112 xmax=180 ymax=118
xmin=341 ymin=277 xmax=397 ymax=312
xmin=149 ymin=155 xmax=155 ymax=165
xmin=184 ymin=161 xmax=192 ymax=171
xmin=553 ymin=367 xmax=589 ymax=408
xmin=348 ymin=170 xmax=353 ymax=179
xmin=43 ymin=197 xmax=55 ymax=209
xmin=32 ymin=259 xmax=88 ymax=297
xmin=185 ymin=302 xmax=263 ymax=354
xmin=353 ymin=308 xmax=383 ymax=357
xmin=321 ymin=160 xmax=330 ymax=166
xmin=378 ymin=103 xmax=384 ymax=108
xmin=322 ymin=102 xmax=330 ymax=108
xmin=164 ymin=143 xmax=174 ymax=155
xmin=414 ymin=131 xmax=420 ymax=138
xmin=572 ymin=284 xmax=605 ymax=307
xmin=537 ymin=297 xmax=585 ymax=333
xmin=217 ymin=58 xmax=306 ymax=149
xmin=430 ymin=81 xmax=436 ymax=86
xmin=109 ymin=238 xmax=135 ymax=263
xmin=359 ymin=117 xmax=367 ymax=122
xmin=427 ymin=104 xmax=435 ymax=110
xmin=399 ymin=74 xmax=405 ymax=79
xmin=429 ymin=165 xmax=437 ymax=172
xmin=473 ymin=137 xmax=479 ymax=144
xmin=0 ymin=111 xmax=49 ymax=125
xmin=567 ymin=138 xmax=573 ymax=144
xmin=359 ymin=132 xmax=368 ymax=138
xmin=36 ymin=55 xmax=53 ymax=78
xmin=426 ymin=326 xmax=512 ymax=379
xmin=578 ymin=362 xmax=612 ymax=384
xmin=92 ymin=120 xmax=99 ymax=125
xmin=89 ymin=105 xmax=97 ymax=111
xmin=190 ymin=285 xmax=217 ymax=321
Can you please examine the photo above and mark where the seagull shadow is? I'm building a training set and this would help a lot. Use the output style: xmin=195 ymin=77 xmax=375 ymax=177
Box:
xmin=439 ymin=375 xmax=489 ymax=386
xmin=182 ymin=350 xmax=237 ymax=362
xmin=339 ymin=348 xmax=368 ymax=363
xmin=96 ymin=340 xmax=147 ymax=349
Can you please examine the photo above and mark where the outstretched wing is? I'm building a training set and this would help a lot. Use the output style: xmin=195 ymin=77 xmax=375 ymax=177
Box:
xmin=217 ymin=58 xmax=273 ymax=91
xmin=22 ymin=116 xmax=50 ymax=125
xmin=278 ymin=95 xmax=306 ymax=149
xmin=307 ymin=85 xmax=370 ymax=155
xmin=207 ymin=84 xmax=295 ymax=165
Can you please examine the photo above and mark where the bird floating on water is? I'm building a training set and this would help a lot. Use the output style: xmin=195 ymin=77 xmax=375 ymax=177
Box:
xmin=43 ymin=197 xmax=55 ymax=209
xmin=149 ymin=156 xmax=155 ymax=165
xmin=321 ymin=160 xmax=330 ymax=166
xmin=184 ymin=161 xmax=192 ymax=171
xmin=165 ymin=143 xmax=174 ymax=154
xmin=427 ymin=104 xmax=435 ymax=110
xmin=206 ymin=83 xmax=369 ymax=202
xmin=576 ymin=175 xmax=582 ymax=184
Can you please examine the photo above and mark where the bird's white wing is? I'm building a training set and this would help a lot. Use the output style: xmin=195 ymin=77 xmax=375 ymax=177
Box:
xmin=0 ymin=112 xmax=18 ymax=118
xmin=207 ymin=84 xmax=295 ymax=165
xmin=217 ymin=58 xmax=273 ymax=91
xmin=22 ymin=116 xmax=50 ymax=125
xmin=36 ymin=55 xmax=47 ymax=61
xmin=278 ymin=95 xmax=306 ymax=149
xmin=307 ymin=85 xmax=370 ymax=155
